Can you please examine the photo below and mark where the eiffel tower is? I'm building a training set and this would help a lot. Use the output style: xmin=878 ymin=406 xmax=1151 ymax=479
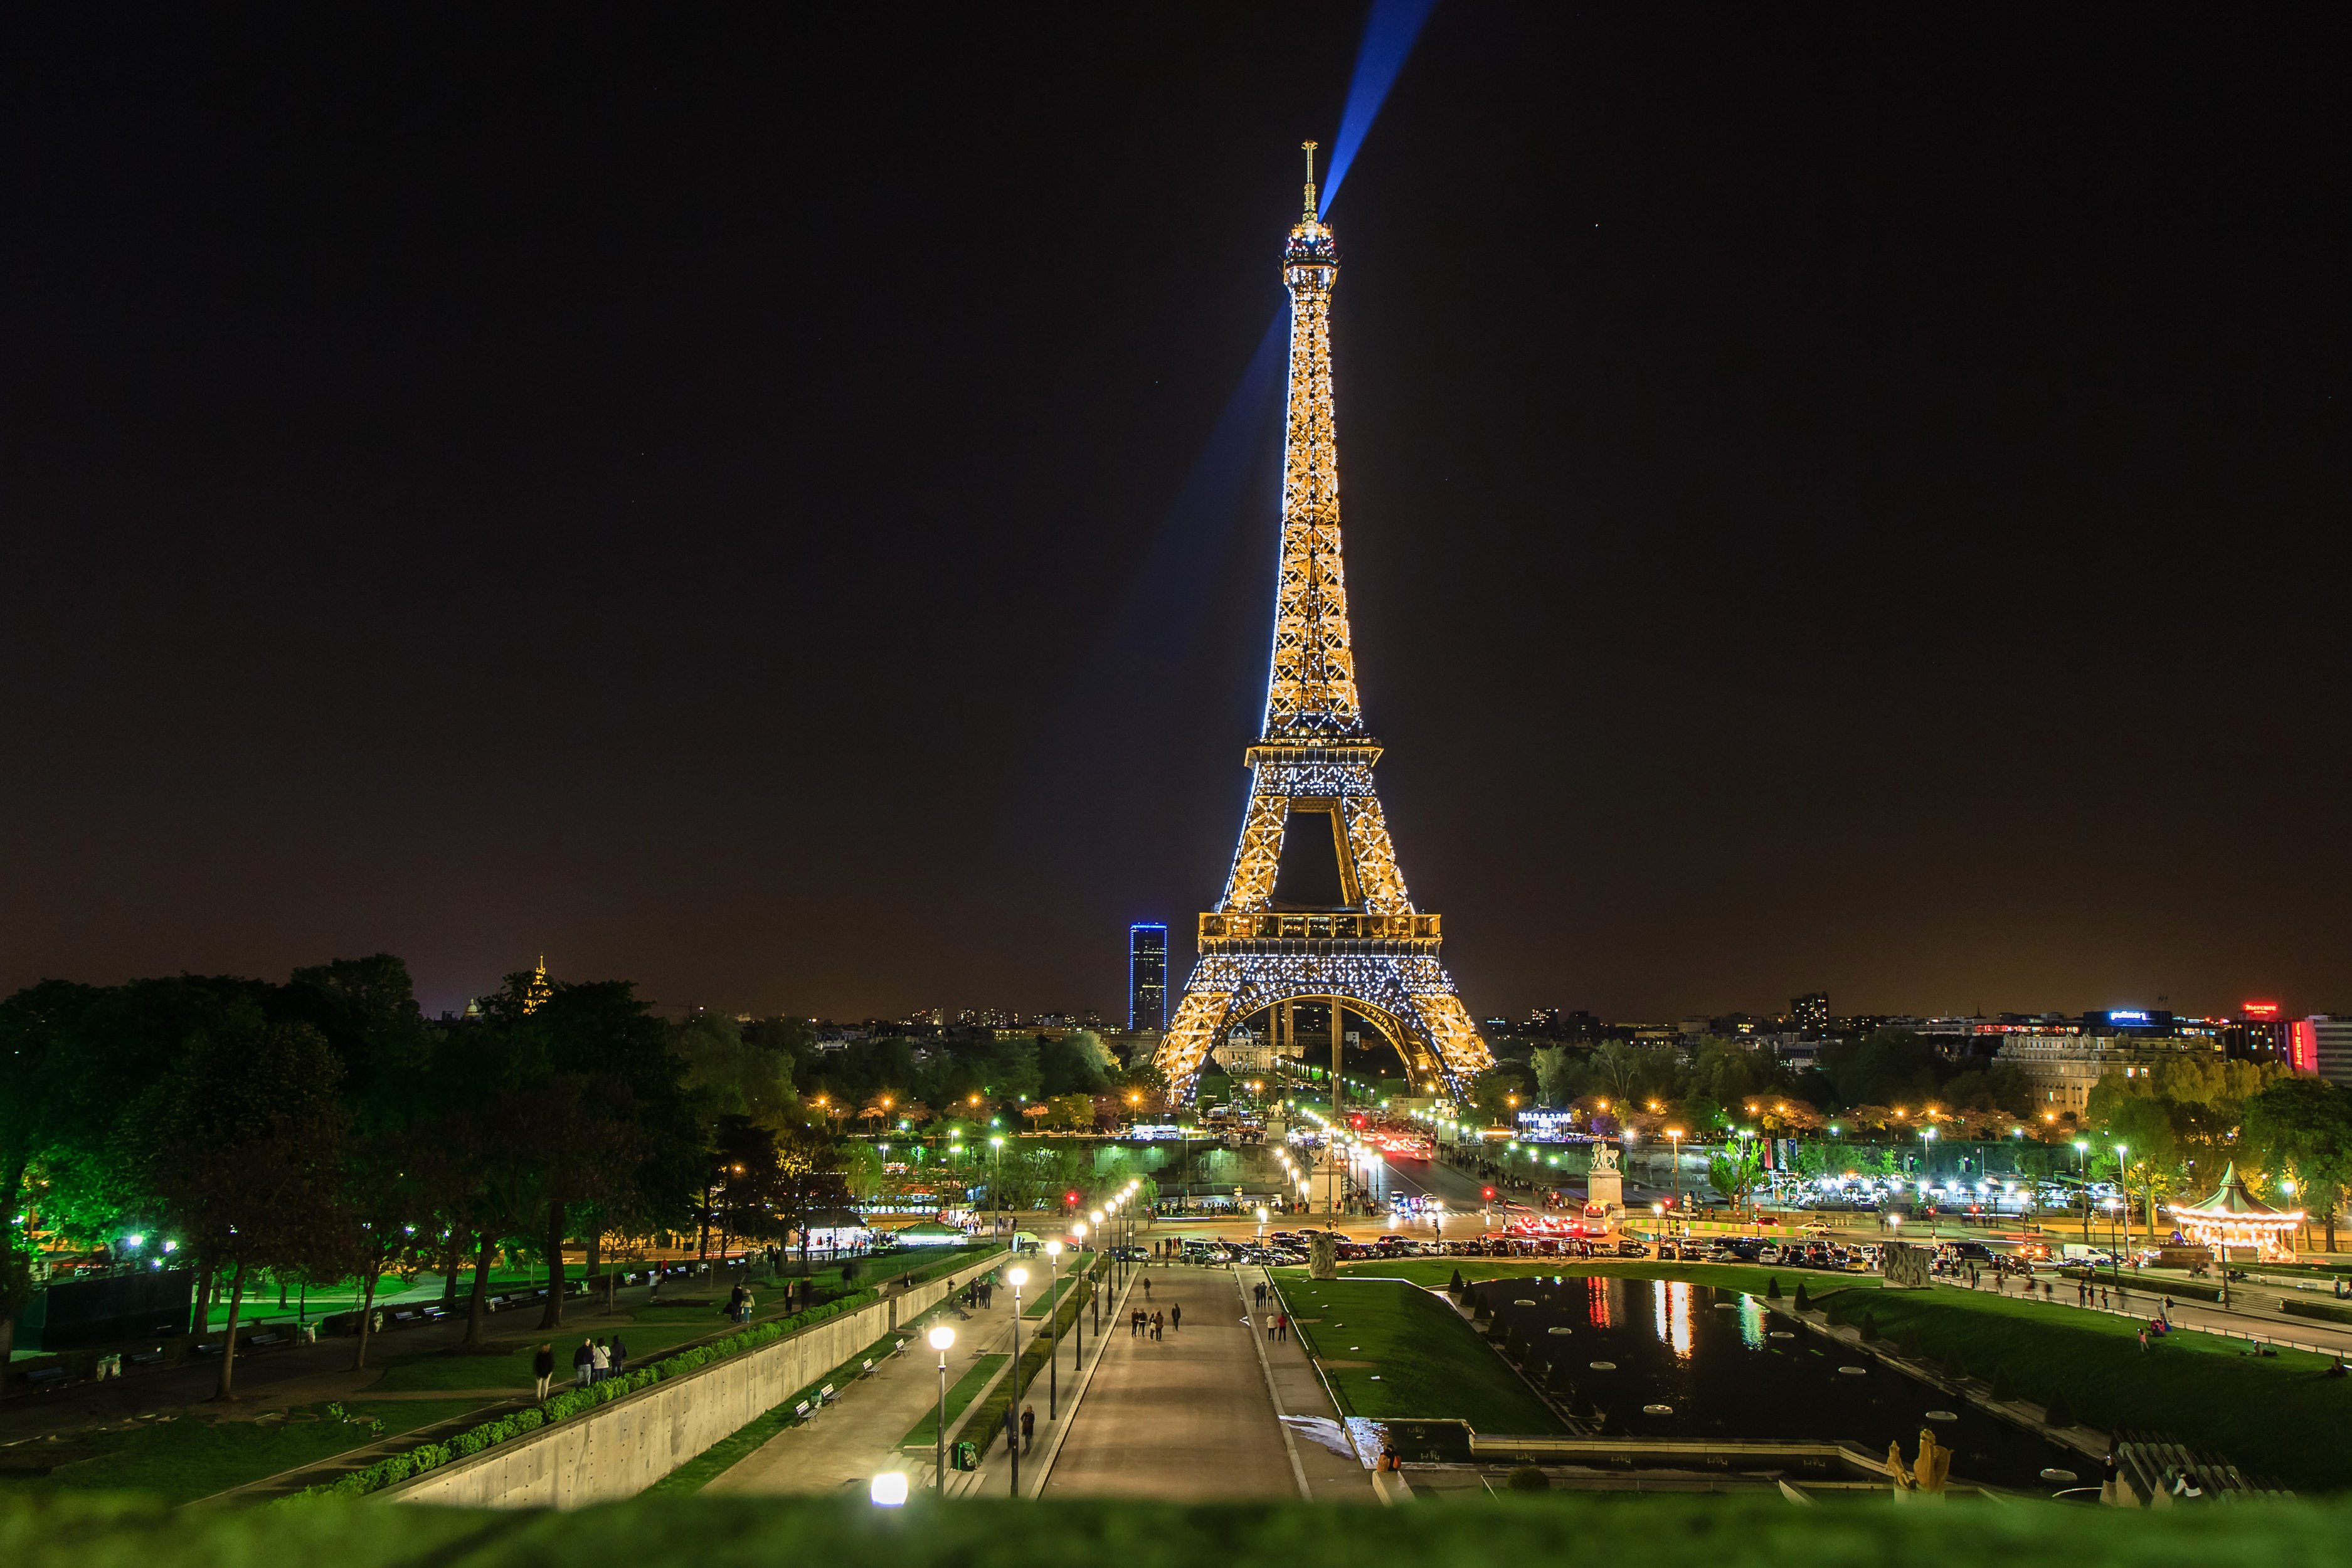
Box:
xmin=1153 ymin=146 xmax=1495 ymax=1103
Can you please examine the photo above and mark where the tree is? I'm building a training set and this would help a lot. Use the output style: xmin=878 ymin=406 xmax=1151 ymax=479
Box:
xmin=775 ymin=1126 xmax=851 ymax=1266
xmin=1047 ymin=1094 xmax=1096 ymax=1131
xmin=1530 ymin=1046 xmax=1578 ymax=1107
xmin=1589 ymin=1042 xmax=1643 ymax=1103
xmin=677 ymin=1010 xmax=801 ymax=1130
xmin=1817 ymin=1029 xmax=1944 ymax=1110
xmin=1469 ymin=1065 xmax=1532 ymax=1125
xmin=1706 ymin=1138 xmax=1767 ymax=1211
xmin=2243 ymin=1078 xmax=2352 ymax=1251
xmin=139 ymin=1020 xmax=354 ymax=1399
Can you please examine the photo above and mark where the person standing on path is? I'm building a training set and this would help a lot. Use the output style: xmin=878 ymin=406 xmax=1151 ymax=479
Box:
xmin=1151 ymin=1310 xmax=1163 ymax=1340
xmin=610 ymin=1333 xmax=628 ymax=1377
xmin=1253 ymin=1281 xmax=1266 ymax=1308
xmin=590 ymin=1337 xmax=610 ymax=1383
xmin=1170 ymin=1301 xmax=1182 ymax=1332
xmin=533 ymin=1342 xmax=556 ymax=1401
xmin=1278 ymin=1312 xmax=1289 ymax=1342
xmin=1020 ymin=1405 xmax=1036 ymax=1453
xmin=573 ymin=1338 xmax=594 ymax=1389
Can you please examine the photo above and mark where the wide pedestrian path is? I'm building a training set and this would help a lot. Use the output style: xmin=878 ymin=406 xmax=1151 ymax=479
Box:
xmin=709 ymin=1275 xmax=1021 ymax=1496
xmin=1042 ymin=1264 xmax=1376 ymax=1503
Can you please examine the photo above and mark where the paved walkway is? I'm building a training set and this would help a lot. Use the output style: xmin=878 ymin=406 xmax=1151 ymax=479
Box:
xmin=1042 ymin=1265 xmax=1377 ymax=1503
xmin=713 ymin=1271 xmax=1052 ymax=1495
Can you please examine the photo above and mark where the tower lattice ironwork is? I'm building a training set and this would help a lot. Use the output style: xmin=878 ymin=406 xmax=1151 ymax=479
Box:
xmin=1153 ymin=147 xmax=1495 ymax=1103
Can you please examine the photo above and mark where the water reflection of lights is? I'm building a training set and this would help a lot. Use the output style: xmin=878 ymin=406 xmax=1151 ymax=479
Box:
xmin=1585 ymin=1274 xmax=1613 ymax=1330
xmin=1739 ymin=1294 xmax=1767 ymax=1349
xmin=1652 ymin=1279 xmax=1694 ymax=1360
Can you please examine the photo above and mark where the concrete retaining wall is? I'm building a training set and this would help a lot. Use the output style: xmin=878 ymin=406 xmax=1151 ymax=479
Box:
xmin=383 ymin=1252 xmax=1007 ymax=1509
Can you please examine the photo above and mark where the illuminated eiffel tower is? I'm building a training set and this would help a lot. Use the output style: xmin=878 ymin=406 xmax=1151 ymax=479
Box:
xmin=1153 ymin=146 xmax=1495 ymax=1103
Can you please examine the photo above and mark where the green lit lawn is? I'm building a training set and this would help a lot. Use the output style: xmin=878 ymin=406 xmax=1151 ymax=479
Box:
xmin=1814 ymin=1284 xmax=2352 ymax=1492
xmin=1272 ymin=1274 xmax=1561 ymax=1434
xmin=0 ymin=1399 xmax=487 ymax=1506
xmin=900 ymin=1354 xmax=1008 ymax=1449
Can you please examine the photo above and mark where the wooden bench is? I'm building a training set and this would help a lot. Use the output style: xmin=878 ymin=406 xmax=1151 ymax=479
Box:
xmin=390 ymin=1311 xmax=420 ymax=1326
xmin=793 ymin=1399 xmax=812 ymax=1421
xmin=818 ymin=1383 xmax=835 ymax=1403
xmin=23 ymin=1367 xmax=68 ymax=1389
xmin=192 ymin=1342 xmax=225 ymax=1356
xmin=249 ymin=1332 xmax=288 ymax=1349
xmin=127 ymin=1350 xmax=166 ymax=1368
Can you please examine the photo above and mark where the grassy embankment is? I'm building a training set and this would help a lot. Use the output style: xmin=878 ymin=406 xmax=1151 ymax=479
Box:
xmin=1332 ymin=1256 xmax=2352 ymax=1492
xmin=645 ymin=1333 xmax=906 ymax=1495
xmin=1270 ymin=1273 xmax=1559 ymax=1434
xmin=900 ymin=1355 xmax=1010 ymax=1449
xmin=15 ymin=1490 xmax=2352 ymax=1567
xmin=0 ymin=1399 xmax=485 ymax=1505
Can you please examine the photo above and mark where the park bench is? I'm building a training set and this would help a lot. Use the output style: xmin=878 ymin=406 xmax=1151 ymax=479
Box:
xmin=249 ymin=1332 xmax=288 ymax=1350
xmin=421 ymin=1305 xmax=448 ymax=1319
xmin=192 ymin=1342 xmax=224 ymax=1356
xmin=127 ymin=1350 xmax=166 ymax=1369
xmin=24 ymin=1367 xmax=68 ymax=1389
xmin=818 ymin=1383 xmax=835 ymax=1403
xmin=390 ymin=1310 xmax=420 ymax=1325
xmin=793 ymin=1399 xmax=812 ymax=1421
xmin=861 ymin=1359 xmax=875 ymax=1376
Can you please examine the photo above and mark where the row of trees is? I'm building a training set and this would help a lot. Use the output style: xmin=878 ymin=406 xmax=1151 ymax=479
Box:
xmin=0 ymin=957 xmax=852 ymax=1395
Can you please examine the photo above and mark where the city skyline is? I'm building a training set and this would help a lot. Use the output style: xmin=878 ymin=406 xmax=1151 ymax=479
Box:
xmin=3 ymin=11 xmax=2344 ymax=1028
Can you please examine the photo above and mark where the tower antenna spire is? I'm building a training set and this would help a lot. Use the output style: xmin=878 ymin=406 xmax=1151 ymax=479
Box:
xmin=1301 ymin=139 xmax=1320 ymax=220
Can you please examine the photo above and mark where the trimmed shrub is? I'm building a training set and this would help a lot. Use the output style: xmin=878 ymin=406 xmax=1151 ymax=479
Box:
xmin=1547 ymin=1357 xmax=1573 ymax=1391
xmin=2044 ymin=1388 xmax=2076 ymax=1429
xmin=1860 ymin=1309 xmax=1878 ymax=1341
xmin=1766 ymin=1275 xmax=1782 ymax=1300
xmin=1506 ymin=1463 xmax=1550 ymax=1492
xmin=1449 ymin=1270 xmax=1466 ymax=1297
xmin=1990 ymin=1364 xmax=2014 ymax=1401
xmin=1793 ymin=1283 xmax=1809 ymax=1311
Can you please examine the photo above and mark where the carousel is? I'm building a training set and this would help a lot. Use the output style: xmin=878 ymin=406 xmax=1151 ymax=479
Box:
xmin=2164 ymin=1162 xmax=2304 ymax=1263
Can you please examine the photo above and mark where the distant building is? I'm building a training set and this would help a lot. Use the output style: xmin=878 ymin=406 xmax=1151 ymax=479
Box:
xmin=2302 ymin=1017 xmax=2352 ymax=1086
xmin=1994 ymin=1032 xmax=2222 ymax=1114
xmin=2227 ymin=1002 xmax=2289 ymax=1064
xmin=1791 ymin=992 xmax=1830 ymax=1031
xmin=1128 ymin=923 xmax=1168 ymax=1032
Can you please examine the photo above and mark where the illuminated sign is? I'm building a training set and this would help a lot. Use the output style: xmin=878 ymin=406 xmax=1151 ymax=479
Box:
xmin=2109 ymin=1010 xmax=2151 ymax=1024
xmin=2291 ymin=1020 xmax=2319 ymax=1075
xmin=2243 ymin=1001 xmax=2281 ymax=1020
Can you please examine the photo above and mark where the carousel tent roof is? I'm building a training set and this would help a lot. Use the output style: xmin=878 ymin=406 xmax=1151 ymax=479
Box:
xmin=2169 ymin=1163 xmax=2299 ymax=1220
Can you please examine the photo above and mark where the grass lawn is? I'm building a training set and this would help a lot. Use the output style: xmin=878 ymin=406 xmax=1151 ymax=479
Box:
xmin=1810 ymin=1283 xmax=2352 ymax=1492
xmin=899 ymin=1355 xmax=1008 ymax=1449
xmin=0 ymin=1399 xmax=487 ymax=1505
xmin=1272 ymin=1273 xmax=1561 ymax=1434
xmin=644 ymin=1333 xmax=903 ymax=1496
xmin=38 ymin=1485 xmax=2352 ymax=1568
xmin=1019 ymin=1259 xmax=1099 ymax=1318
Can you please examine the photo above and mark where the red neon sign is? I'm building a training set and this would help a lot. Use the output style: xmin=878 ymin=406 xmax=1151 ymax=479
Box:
xmin=2243 ymin=1000 xmax=2281 ymax=1020
xmin=2291 ymin=1020 xmax=2318 ymax=1074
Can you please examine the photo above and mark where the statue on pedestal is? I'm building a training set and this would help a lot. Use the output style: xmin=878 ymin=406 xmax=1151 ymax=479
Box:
xmin=1586 ymin=1142 xmax=1624 ymax=1216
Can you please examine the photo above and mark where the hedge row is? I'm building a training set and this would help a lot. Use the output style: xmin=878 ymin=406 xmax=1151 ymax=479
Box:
xmin=964 ymin=1255 xmax=1103 ymax=1461
xmin=295 ymin=1288 xmax=884 ymax=1500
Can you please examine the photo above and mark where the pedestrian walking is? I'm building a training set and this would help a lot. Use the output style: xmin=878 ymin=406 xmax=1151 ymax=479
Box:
xmin=610 ymin=1334 xmax=628 ymax=1377
xmin=2161 ymin=1296 xmax=2175 ymax=1326
xmin=1276 ymin=1312 xmax=1288 ymax=1342
xmin=533 ymin=1342 xmax=556 ymax=1401
xmin=739 ymin=1287 xmax=756 ymax=1324
xmin=590 ymin=1337 xmax=610 ymax=1383
xmin=573 ymin=1338 xmax=594 ymax=1389
xmin=1253 ymin=1282 xmax=1267 ymax=1307
xmin=1152 ymin=1310 xmax=1164 ymax=1340
xmin=1170 ymin=1301 xmax=1182 ymax=1332
xmin=727 ymin=1283 xmax=745 ymax=1320
xmin=648 ymin=1269 xmax=663 ymax=1301
xmin=1020 ymin=1405 xmax=1036 ymax=1453
xmin=2137 ymin=1325 xmax=2149 ymax=1352
xmin=1143 ymin=1276 xmax=1152 ymax=1303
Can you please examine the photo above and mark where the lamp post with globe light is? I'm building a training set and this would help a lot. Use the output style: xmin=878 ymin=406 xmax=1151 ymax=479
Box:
xmin=1004 ymin=1265 xmax=1028 ymax=1495
xmin=928 ymin=1324 xmax=955 ymax=1493
xmin=1069 ymin=1222 xmax=1088 ymax=1367
xmin=1044 ymin=1241 xmax=1062 ymax=1419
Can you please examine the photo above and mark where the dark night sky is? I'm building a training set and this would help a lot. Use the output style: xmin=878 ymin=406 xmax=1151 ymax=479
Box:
xmin=3 ymin=8 xmax=2345 ymax=1024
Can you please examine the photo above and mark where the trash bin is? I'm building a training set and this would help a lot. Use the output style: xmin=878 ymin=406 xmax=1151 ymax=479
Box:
xmin=954 ymin=1440 xmax=978 ymax=1471
xmin=96 ymin=1353 xmax=122 ymax=1380
xmin=300 ymin=1322 xmax=319 ymax=1344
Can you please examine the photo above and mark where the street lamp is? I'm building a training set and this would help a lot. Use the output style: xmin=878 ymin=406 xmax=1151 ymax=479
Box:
xmin=1071 ymin=1222 xmax=1090 ymax=1353
xmin=1044 ymin=1241 xmax=1062 ymax=1420
xmin=928 ymin=1324 xmax=956 ymax=1494
xmin=1666 ymin=1128 xmax=1684 ymax=1220
xmin=2111 ymin=1144 xmax=2129 ymax=1281
xmin=1005 ymin=1265 xmax=1029 ymax=1496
